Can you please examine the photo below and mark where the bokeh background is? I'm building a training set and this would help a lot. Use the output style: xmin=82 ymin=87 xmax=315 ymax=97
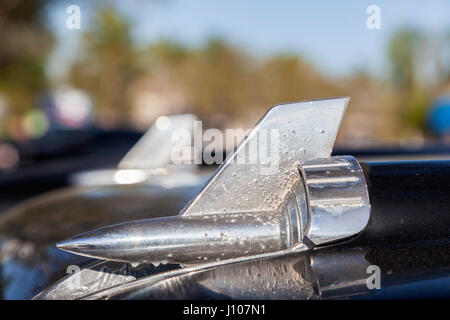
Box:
xmin=1 ymin=0 xmax=450 ymax=171
xmin=3 ymin=0 xmax=450 ymax=300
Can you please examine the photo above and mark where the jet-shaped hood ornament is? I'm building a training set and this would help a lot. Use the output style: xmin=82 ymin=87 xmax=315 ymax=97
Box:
xmin=57 ymin=97 xmax=371 ymax=265
xmin=70 ymin=113 xmax=201 ymax=187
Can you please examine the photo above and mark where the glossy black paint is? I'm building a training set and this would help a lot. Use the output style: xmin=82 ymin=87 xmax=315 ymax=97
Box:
xmin=314 ymin=160 xmax=450 ymax=299
xmin=359 ymin=160 xmax=450 ymax=245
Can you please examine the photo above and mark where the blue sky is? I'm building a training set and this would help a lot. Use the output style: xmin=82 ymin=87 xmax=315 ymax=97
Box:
xmin=46 ymin=0 xmax=450 ymax=80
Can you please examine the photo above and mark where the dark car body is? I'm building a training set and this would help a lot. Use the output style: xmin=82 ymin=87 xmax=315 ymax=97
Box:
xmin=1 ymin=153 xmax=449 ymax=299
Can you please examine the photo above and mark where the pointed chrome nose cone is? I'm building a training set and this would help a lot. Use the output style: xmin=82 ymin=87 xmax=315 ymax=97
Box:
xmin=56 ymin=225 xmax=127 ymax=259
xmin=57 ymin=219 xmax=171 ymax=263
xmin=56 ymin=212 xmax=296 ymax=265
xmin=56 ymin=237 xmax=87 ymax=252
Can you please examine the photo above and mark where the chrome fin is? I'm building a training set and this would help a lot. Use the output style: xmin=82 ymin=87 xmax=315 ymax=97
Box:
xmin=181 ymin=97 xmax=349 ymax=216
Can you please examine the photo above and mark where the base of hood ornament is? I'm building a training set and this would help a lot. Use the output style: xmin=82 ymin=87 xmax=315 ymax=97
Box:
xmin=300 ymin=156 xmax=371 ymax=245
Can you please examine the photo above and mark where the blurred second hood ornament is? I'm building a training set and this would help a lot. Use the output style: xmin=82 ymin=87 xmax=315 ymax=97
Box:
xmin=57 ymin=97 xmax=371 ymax=265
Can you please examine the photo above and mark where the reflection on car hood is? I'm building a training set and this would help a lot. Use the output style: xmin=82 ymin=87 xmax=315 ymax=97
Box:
xmin=0 ymin=175 xmax=209 ymax=299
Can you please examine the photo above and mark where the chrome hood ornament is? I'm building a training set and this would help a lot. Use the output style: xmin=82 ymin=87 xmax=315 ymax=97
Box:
xmin=70 ymin=113 xmax=201 ymax=187
xmin=57 ymin=97 xmax=371 ymax=265
xmin=118 ymin=113 xmax=198 ymax=170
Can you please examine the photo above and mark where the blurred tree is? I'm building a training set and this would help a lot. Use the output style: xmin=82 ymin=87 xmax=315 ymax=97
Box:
xmin=64 ymin=8 xmax=445 ymax=142
xmin=259 ymin=54 xmax=341 ymax=106
xmin=444 ymin=31 xmax=450 ymax=81
xmin=133 ymin=38 xmax=258 ymax=127
xmin=0 ymin=0 xmax=54 ymax=115
xmin=388 ymin=29 xmax=431 ymax=135
xmin=137 ymin=39 xmax=344 ymax=128
xmin=144 ymin=40 xmax=191 ymax=67
xmin=186 ymin=39 xmax=255 ymax=118
xmin=404 ymin=89 xmax=429 ymax=131
xmin=388 ymin=29 xmax=423 ymax=91
xmin=68 ymin=4 xmax=139 ymax=127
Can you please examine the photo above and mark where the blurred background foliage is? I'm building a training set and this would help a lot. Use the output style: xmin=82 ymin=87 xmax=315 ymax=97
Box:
xmin=1 ymin=0 xmax=450 ymax=145
xmin=0 ymin=1 xmax=54 ymax=138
